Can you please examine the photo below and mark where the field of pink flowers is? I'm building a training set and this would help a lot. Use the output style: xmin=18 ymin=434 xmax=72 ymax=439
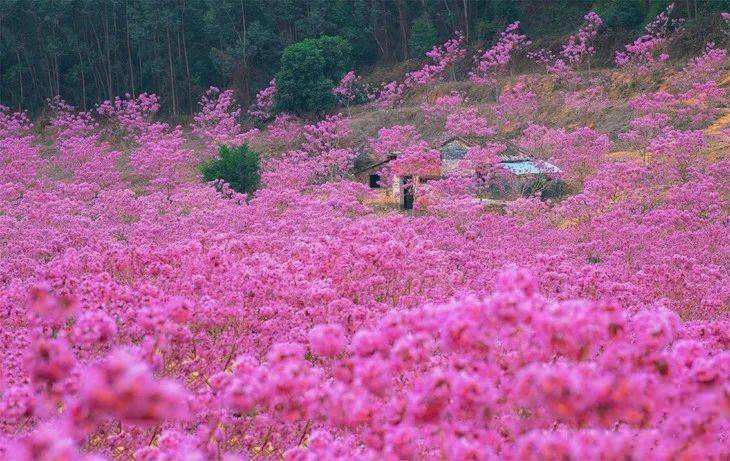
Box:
xmin=0 ymin=9 xmax=729 ymax=461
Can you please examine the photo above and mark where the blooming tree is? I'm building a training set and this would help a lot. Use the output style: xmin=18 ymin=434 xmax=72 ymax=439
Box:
xmin=249 ymin=79 xmax=277 ymax=120
xmin=615 ymin=4 xmax=683 ymax=74
xmin=529 ymin=12 xmax=603 ymax=80
xmin=470 ymin=22 xmax=530 ymax=91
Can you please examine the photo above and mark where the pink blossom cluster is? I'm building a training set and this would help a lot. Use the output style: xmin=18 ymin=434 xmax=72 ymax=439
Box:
xmin=492 ymin=81 xmax=537 ymax=123
xmin=529 ymin=12 xmax=603 ymax=77
xmin=368 ymin=125 xmax=422 ymax=160
xmin=615 ymin=4 xmax=683 ymax=73
xmin=518 ymin=124 xmax=611 ymax=183
xmin=669 ymin=43 xmax=728 ymax=91
xmin=628 ymin=81 xmax=726 ymax=129
xmin=46 ymin=98 xmax=123 ymax=188
xmin=647 ymin=128 xmax=707 ymax=182
xmin=96 ymin=92 xmax=160 ymax=134
xmin=97 ymin=94 xmax=194 ymax=187
xmin=334 ymin=71 xmax=360 ymax=103
xmin=334 ymin=71 xmax=372 ymax=109
xmin=388 ymin=143 xmax=441 ymax=177
xmin=445 ymin=108 xmax=495 ymax=137
xmin=0 ymin=104 xmax=32 ymax=138
xmin=0 ymin=39 xmax=729 ymax=460
xmin=470 ymin=22 xmax=530 ymax=86
xmin=193 ymin=87 xmax=259 ymax=150
xmin=266 ymin=113 xmax=304 ymax=144
xmin=619 ymin=113 xmax=672 ymax=146
xmin=622 ymin=39 xmax=726 ymax=137
xmin=421 ymin=92 xmax=466 ymax=121
xmin=559 ymin=12 xmax=603 ymax=67
xmin=375 ymin=33 xmax=467 ymax=108
xmin=407 ymin=32 xmax=466 ymax=85
xmin=262 ymin=114 xmax=354 ymax=187
xmin=249 ymin=79 xmax=277 ymax=120
xmin=460 ymin=144 xmax=508 ymax=183
xmin=367 ymin=125 xmax=440 ymax=184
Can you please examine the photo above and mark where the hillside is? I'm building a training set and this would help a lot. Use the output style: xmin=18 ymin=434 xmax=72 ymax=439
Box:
xmin=0 ymin=5 xmax=729 ymax=461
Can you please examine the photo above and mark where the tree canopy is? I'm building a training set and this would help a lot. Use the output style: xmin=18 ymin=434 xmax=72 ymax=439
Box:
xmin=0 ymin=0 xmax=723 ymax=114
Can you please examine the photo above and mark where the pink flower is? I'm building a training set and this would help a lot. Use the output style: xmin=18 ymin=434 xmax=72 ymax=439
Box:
xmin=72 ymin=310 xmax=117 ymax=347
xmin=309 ymin=323 xmax=346 ymax=357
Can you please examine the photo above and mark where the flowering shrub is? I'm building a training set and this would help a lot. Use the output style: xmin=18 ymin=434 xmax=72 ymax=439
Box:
xmin=0 ymin=26 xmax=729 ymax=461
xmin=668 ymin=43 xmax=728 ymax=92
xmin=261 ymin=115 xmax=354 ymax=188
xmin=334 ymin=71 xmax=371 ymax=112
xmin=249 ymin=79 xmax=276 ymax=120
xmin=375 ymin=33 xmax=467 ymax=108
xmin=627 ymin=80 xmax=726 ymax=129
xmin=445 ymin=108 xmax=495 ymax=137
xmin=405 ymin=32 xmax=466 ymax=85
xmin=518 ymin=124 xmax=611 ymax=184
xmin=367 ymin=125 xmax=439 ymax=185
xmin=615 ymin=4 xmax=683 ymax=74
xmin=97 ymin=94 xmax=195 ymax=187
xmin=421 ymin=92 xmax=466 ymax=121
xmin=470 ymin=22 xmax=530 ymax=87
xmin=492 ymin=81 xmax=537 ymax=124
xmin=193 ymin=87 xmax=259 ymax=150
xmin=619 ymin=113 xmax=672 ymax=147
xmin=647 ymin=129 xmax=707 ymax=182
xmin=266 ymin=113 xmax=304 ymax=144
xmin=369 ymin=125 xmax=422 ymax=160
xmin=529 ymin=12 xmax=603 ymax=78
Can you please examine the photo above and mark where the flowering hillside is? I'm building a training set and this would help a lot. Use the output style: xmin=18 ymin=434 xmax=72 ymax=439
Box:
xmin=0 ymin=9 xmax=729 ymax=461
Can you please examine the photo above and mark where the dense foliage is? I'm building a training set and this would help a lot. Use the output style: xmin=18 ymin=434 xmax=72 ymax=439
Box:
xmin=274 ymin=36 xmax=352 ymax=114
xmin=0 ymin=4 xmax=729 ymax=461
xmin=200 ymin=144 xmax=261 ymax=195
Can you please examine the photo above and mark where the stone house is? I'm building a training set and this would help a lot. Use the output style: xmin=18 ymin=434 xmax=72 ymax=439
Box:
xmin=355 ymin=136 xmax=563 ymax=209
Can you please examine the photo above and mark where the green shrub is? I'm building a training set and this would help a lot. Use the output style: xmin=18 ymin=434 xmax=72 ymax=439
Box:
xmin=313 ymin=35 xmax=353 ymax=79
xmin=200 ymin=144 xmax=260 ymax=195
xmin=274 ymin=35 xmax=352 ymax=115
xmin=409 ymin=15 xmax=438 ymax=57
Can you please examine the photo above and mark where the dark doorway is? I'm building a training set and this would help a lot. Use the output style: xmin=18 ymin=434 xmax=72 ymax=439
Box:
xmin=369 ymin=174 xmax=381 ymax=188
xmin=401 ymin=176 xmax=414 ymax=210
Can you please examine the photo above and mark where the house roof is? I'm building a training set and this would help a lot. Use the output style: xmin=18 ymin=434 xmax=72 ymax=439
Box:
xmin=500 ymin=159 xmax=561 ymax=175
xmin=437 ymin=135 xmax=532 ymax=161
xmin=353 ymin=153 xmax=398 ymax=175
xmin=440 ymin=140 xmax=470 ymax=160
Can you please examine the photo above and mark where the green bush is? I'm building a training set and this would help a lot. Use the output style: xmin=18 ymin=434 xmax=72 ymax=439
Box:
xmin=313 ymin=35 xmax=353 ymax=79
xmin=200 ymin=144 xmax=260 ymax=195
xmin=409 ymin=15 xmax=438 ymax=57
xmin=274 ymin=35 xmax=352 ymax=115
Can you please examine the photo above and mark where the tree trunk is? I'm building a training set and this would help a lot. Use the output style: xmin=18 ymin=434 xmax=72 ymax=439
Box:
xmin=177 ymin=0 xmax=192 ymax=111
xmin=16 ymin=49 xmax=24 ymax=110
xmin=370 ymin=0 xmax=386 ymax=57
xmin=125 ymin=0 xmax=135 ymax=96
xmin=463 ymin=0 xmax=469 ymax=43
xmin=104 ymin=1 xmax=113 ymax=100
xmin=167 ymin=27 xmax=177 ymax=116
xmin=396 ymin=0 xmax=408 ymax=60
